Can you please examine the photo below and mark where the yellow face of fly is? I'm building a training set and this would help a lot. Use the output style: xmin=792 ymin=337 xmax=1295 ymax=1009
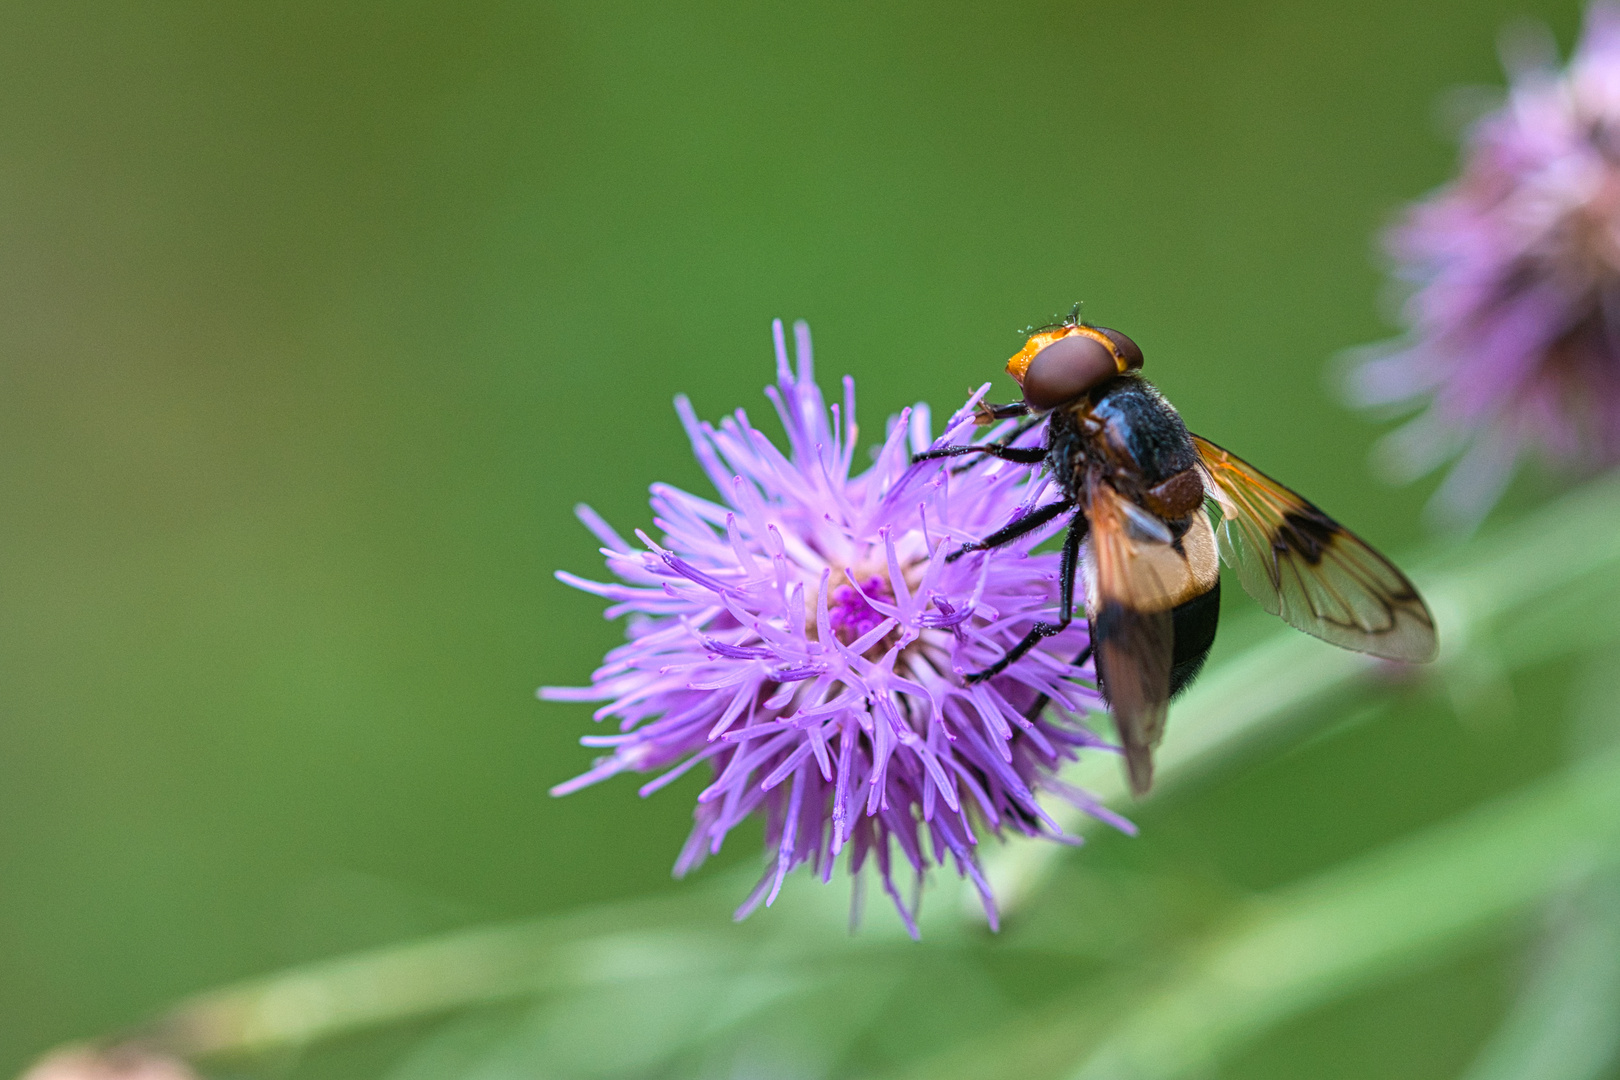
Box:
xmin=1005 ymin=325 xmax=1128 ymax=385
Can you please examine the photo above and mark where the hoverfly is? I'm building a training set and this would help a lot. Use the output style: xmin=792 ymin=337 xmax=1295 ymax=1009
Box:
xmin=914 ymin=315 xmax=1438 ymax=795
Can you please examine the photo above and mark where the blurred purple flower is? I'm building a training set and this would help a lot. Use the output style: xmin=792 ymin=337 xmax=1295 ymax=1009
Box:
xmin=1349 ymin=3 xmax=1620 ymax=528
xmin=543 ymin=320 xmax=1122 ymax=935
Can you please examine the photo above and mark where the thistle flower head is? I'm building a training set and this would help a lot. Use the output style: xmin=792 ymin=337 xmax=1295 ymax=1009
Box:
xmin=1350 ymin=3 xmax=1620 ymax=528
xmin=543 ymin=321 xmax=1123 ymax=934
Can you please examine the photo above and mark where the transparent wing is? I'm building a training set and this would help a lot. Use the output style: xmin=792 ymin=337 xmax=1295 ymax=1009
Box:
xmin=1192 ymin=435 xmax=1438 ymax=663
xmin=1087 ymin=482 xmax=1176 ymax=796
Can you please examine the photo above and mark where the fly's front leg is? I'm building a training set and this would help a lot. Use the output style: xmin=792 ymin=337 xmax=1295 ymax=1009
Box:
xmin=974 ymin=400 xmax=1034 ymax=425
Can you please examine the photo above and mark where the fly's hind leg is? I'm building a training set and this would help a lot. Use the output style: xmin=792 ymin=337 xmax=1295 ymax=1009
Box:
xmin=965 ymin=517 xmax=1086 ymax=683
xmin=1021 ymin=643 xmax=1095 ymax=722
xmin=974 ymin=400 xmax=1035 ymax=425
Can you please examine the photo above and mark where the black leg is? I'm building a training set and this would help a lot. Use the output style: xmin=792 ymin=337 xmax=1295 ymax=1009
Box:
xmin=966 ymin=518 xmax=1084 ymax=683
xmin=1021 ymin=643 xmax=1095 ymax=722
xmin=912 ymin=443 xmax=1048 ymax=465
xmin=999 ymin=413 xmax=1047 ymax=446
xmin=945 ymin=497 xmax=1073 ymax=563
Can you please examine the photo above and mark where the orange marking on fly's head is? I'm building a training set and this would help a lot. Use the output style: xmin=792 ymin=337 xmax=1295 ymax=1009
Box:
xmin=1007 ymin=327 xmax=1077 ymax=383
xmin=1005 ymin=325 xmax=1130 ymax=385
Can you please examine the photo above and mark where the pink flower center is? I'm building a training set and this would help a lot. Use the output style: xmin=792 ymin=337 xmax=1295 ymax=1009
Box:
xmin=828 ymin=575 xmax=893 ymax=645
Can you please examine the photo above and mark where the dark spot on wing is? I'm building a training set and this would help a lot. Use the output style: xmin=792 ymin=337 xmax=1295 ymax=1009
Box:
xmin=1276 ymin=508 xmax=1338 ymax=566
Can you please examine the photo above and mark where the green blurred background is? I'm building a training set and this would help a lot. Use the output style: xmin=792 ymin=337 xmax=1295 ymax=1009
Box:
xmin=0 ymin=0 xmax=1591 ymax=1074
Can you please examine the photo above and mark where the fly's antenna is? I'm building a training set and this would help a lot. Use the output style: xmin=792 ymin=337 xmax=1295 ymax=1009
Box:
xmin=1025 ymin=301 xmax=1089 ymax=337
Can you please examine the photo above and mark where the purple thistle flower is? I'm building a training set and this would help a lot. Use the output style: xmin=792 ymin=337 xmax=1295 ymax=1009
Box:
xmin=1349 ymin=3 xmax=1620 ymax=529
xmin=542 ymin=320 xmax=1125 ymax=935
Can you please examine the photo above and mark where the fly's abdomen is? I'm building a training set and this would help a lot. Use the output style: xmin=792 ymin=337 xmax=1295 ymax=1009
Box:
xmin=1169 ymin=579 xmax=1220 ymax=697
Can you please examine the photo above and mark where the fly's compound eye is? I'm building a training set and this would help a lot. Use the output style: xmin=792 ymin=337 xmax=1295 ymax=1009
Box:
xmin=1021 ymin=333 xmax=1121 ymax=409
xmin=1094 ymin=327 xmax=1144 ymax=372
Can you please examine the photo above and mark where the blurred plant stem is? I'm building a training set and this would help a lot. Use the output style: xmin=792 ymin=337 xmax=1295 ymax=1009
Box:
xmin=143 ymin=873 xmax=936 ymax=1059
xmin=1456 ymin=870 xmax=1620 ymax=1080
xmin=1059 ymin=744 xmax=1620 ymax=1080
xmin=75 ymin=471 xmax=1620 ymax=1073
xmin=1456 ymin=646 xmax=1620 ymax=1080
xmin=893 ymin=742 xmax=1620 ymax=1080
